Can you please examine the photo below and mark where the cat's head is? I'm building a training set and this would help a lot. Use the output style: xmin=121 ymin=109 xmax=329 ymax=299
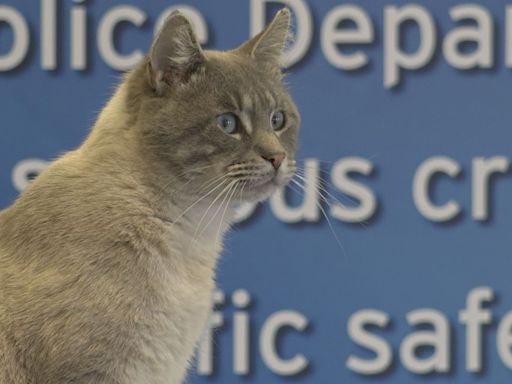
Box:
xmin=133 ymin=9 xmax=299 ymax=203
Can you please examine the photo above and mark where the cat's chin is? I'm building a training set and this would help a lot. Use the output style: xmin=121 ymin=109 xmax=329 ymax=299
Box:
xmin=239 ymin=178 xmax=291 ymax=203
xmin=246 ymin=183 xmax=277 ymax=202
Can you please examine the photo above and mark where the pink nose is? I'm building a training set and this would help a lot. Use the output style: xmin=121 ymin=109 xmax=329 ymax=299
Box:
xmin=262 ymin=153 xmax=286 ymax=170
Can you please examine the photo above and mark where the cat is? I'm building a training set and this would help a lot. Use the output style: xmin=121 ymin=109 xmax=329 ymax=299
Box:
xmin=0 ymin=8 xmax=299 ymax=384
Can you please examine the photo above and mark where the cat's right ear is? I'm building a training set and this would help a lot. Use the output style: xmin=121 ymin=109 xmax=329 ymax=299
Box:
xmin=147 ymin=11 xmax=206 ymax=94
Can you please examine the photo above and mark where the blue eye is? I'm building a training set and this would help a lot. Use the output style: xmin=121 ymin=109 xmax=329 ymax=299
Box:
xmin=271 ymin=111 xmax=285 ymax=131
xmin=217 ymin=113 xmax=238 ymax=134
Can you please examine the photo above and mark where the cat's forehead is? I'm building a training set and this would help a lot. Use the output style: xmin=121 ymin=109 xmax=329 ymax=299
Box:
xmin=203 ymin=51 xmax=283 ymax=109
xmin=227 ymin=89 xmax=278 ymax=114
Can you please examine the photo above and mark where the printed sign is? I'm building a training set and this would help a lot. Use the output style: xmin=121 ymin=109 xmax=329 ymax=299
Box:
xmin=1 ymin=1 xmax=512 ymax=382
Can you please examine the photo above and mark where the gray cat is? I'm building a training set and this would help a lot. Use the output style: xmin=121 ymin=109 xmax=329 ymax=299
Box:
xmin=0 ymin=8 xmax=299 ymax=384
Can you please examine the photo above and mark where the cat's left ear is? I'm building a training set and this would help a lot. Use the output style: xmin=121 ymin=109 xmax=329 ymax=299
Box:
xmin=148 ymin=10 xmax=205 ymax=94
xmin=236 ymin=8 xmax=291 ymax=69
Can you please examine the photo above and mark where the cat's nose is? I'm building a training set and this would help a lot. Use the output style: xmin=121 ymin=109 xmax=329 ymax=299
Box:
xmin=262 ymin=153 xmax=286 ymax=170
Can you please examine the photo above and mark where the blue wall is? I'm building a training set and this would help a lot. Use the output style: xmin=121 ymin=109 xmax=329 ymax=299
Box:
xmin=1 ymin=0 xmax=512 ymax=382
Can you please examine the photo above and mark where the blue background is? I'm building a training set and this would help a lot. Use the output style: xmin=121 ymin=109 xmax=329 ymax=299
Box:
xmin=1 ymin=0 xmax=512 ymax=382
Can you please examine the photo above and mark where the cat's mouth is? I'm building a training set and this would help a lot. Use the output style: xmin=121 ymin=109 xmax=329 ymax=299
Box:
xmin=224 ymin=160 xmax=296 ymax=202
xmin=227 ymin=159 xmax=296 ymax=202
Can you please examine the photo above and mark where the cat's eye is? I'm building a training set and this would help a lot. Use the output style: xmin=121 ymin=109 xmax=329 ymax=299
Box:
xmin=217 ymin=113 xmax=238 ymax=134
xmin=271 ymin=111 xmax=285 ymax=131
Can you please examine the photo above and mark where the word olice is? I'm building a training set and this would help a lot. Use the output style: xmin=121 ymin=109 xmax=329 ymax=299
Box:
xmin=2 ymin=1 xmax=512 ymax=87
xmin=196 ymin=287 xmax=512 ymax=377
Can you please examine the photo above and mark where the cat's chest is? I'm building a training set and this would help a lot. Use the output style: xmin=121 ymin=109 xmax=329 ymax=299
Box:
xmin=122 ymin=218 xmax=222 ymax=383
xmin=128 ymin=254 xmax=214 ymax=384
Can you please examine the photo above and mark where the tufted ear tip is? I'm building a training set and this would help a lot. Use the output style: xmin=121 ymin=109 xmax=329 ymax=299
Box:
xmin=163 ymin=10 xmax=190 ymax=28
xmin=148 ymin=9 xmax=205 ymax=94
xmin=276 ymin=8 xmax=292 ymax=24
xmin=234 ymin=8 xmax=292 ymax=69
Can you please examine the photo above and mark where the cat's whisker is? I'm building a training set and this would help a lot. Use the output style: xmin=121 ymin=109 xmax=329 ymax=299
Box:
xmin=239 ymin=180 xmax=248 ymax=202
xmin=295 ymin=163 xmax=331 ymax=174
xmin=214 ymin=180 xmax=242 ymax=246
xmin=294 ymin=171 xmax=343 ymax=205
xmin=294 ymin=160 xmax=374 ymax=197
xmin=289 ymin=179 xmax=347 ymax=258
xmin=170 ymin=177 xmax=232 ymax=226
xmin=194 ymin=180 xmax=238 ymax=241
xmin=191 ymin=173 xmax=232 ymax=197
xmin=294 ymin=167 xmax=360 ymax=207
xmin=294 ymin=157 xmax=384 ymax=166
xmin=189 ymin=161 xmax=248 ymax=196
xmin=293 ymin=170 xmax=369 ymax=229
xmin=293 ymin=158 xmax=338 ymax=166
xmin=228 ymin=170 xmax=267 ymax=178
xmin=154 ymin=165 xmax=230 ymax=204
xmin=293 ymin=173 xmax=330 ymax=206
xmin=294 ymin=160 xmax=376 ymax=215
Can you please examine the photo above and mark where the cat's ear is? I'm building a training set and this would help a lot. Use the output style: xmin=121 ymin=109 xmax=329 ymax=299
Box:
xmin=236 ymin=8 xmax=291 ymax=68
xmin=148 ymin=10 xmax=205 ymax=94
